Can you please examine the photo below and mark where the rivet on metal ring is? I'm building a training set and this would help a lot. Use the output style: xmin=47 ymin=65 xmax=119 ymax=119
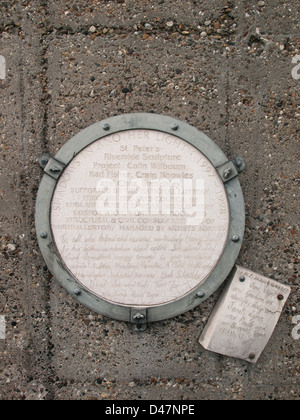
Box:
xmin=73 ymin=289 xmax=81 ymax=296
xmin=232 ymin=235 xmax=240 ymax=243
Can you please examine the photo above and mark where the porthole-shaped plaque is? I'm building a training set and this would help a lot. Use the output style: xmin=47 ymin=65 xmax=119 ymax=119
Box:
xmin=35 ymin=113 xmax=245 ymax=326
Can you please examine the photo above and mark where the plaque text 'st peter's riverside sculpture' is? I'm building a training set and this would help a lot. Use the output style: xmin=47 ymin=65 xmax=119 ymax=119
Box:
xmin=36 ymin=114 xmax=290 ymax=362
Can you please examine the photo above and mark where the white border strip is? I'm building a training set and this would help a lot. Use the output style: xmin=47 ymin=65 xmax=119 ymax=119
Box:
xmin=0 ymin=316 xmax=6 ymax=339
xmin=0 ymin=55 xmax=6 ymax=80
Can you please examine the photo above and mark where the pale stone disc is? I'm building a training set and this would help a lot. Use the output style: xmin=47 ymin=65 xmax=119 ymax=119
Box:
xmin=51 ymin=130 xmax=230 ymax=307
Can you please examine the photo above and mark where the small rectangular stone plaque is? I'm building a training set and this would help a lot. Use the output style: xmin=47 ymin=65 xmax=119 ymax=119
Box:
xmin=199 ymin=266 xmax=291 ymax=363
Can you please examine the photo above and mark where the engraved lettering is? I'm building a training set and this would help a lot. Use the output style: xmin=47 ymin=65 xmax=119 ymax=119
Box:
xmin=51 ymin=130 xmax=230 ymax=307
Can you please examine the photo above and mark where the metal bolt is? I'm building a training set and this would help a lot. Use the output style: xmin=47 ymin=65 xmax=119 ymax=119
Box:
xmin=171 ymin=123 xmax=179 ymax=131
xmin=277 ymin=294 xmax=284 ymax=301
xmin=50 ymin=166 xmax=61 ymax=173
xmin=236 ymin=158 xmax=243 ymax=168
xmin=40 ymin=232 xmax=48 ymax=239
xmin=133 ymin=323 xmax=147 ymax=332
xmin=249 ymin=353 xmax=256 ymax=361
xmin=223 ymin=168 xmax=232 ymax=179
xmin=197 ymin=291 xmax=205 ymax=298
xmin=103 ymin=123 xmax=110 ymax=131
xmin=133 ymin=313 xmax=145 ymax=320
xmin=232 ymin=235 xmax=240 ymax=242
xmin=73 ymin=289 xmax=81 ymax=296
xmin=41 ymin=158 xmax=49 ymax=166
xmin=239 ymin=276 xmax=246 ymax=283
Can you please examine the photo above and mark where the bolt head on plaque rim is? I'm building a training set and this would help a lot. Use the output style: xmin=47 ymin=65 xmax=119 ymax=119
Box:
xmin=35 ymin=113 xmax=245 ymax=323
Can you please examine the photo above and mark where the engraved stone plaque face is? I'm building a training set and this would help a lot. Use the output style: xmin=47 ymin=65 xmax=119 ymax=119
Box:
xmin=36 ymin=114 xmax=245 ymax=322
xmin=199 ymin=266 xmax=291 ymax=363
xmin=51 ymin=130 xmax=230 ymax=307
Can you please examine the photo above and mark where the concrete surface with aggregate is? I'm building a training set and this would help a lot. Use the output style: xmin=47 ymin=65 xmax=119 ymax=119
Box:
xmin=0 ymin=0 xmax=299 ymax=400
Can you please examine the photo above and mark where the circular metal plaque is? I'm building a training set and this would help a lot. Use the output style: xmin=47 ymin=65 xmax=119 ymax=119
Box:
xmin=36 ymin=114 xmax=245 ymax=323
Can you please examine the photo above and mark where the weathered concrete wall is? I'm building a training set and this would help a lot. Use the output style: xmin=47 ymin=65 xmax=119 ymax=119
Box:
xmin=0 ymin=0 xmax=299 ymax=400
